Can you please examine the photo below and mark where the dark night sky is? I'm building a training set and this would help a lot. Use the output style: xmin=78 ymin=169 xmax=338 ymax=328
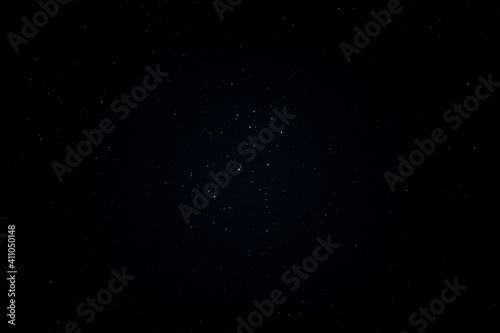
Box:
xmin=2 ymin=0 xmax=499 ymax=332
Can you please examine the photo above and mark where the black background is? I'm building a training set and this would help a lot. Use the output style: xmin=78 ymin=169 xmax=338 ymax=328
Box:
xmin=2 ymin=0 xmax=499 ymax=332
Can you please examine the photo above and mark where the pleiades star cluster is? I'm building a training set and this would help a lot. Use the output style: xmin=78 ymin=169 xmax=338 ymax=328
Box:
xmin=2 ymin=0 xmax=499 ymax=332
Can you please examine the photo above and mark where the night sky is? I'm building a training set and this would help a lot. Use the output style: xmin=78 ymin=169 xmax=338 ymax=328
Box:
xmin=3 ymin=0 xmax=499 ymax=332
